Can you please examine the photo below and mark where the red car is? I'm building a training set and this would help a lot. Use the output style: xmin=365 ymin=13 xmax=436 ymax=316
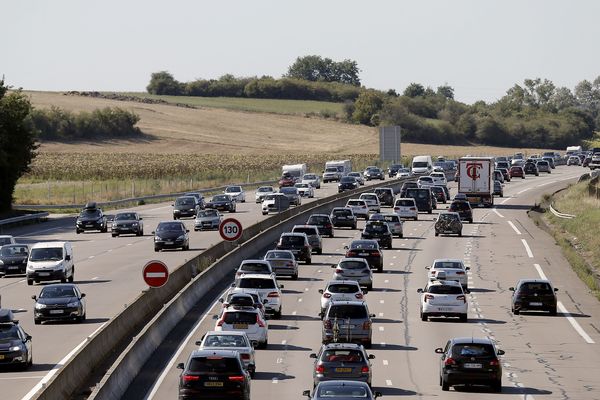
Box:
xmin=278 ymin=173 xmax=296 ymax=188
xmin=509 ymin=166 xmax=525 ymax=179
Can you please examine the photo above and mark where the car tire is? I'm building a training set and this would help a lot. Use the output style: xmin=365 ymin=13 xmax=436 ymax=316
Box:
xmin=61 ymin=275 xmax=67 ymax=284
xmin=154 ymin=246 xmax=160 ymax=252
xmin=441 ymin=378 xmax=450 ymax=391
xmin=137 ymin=230 xmax=143 ymax=236
xmin=428 ymin=210 xmax=432 ymax=214
xmin=522 ymin=176 xmax=525 ymax=179
xmin=460 ymin=314 xmax=468 ymax=322
xmin=292 ymin=273 xmax=298 ymax=280
xmin=352 ymin=224 xmax=357 ymax=230
xmin=274 ymin=309 xmax=282 ymax=319
xmin=549 ymin=307 xmax=557 ymax=316
xmin=458 ymin=231 xmax=462 ymax=237
xmin=364 ymin=339 xmax=372 ymax=349
xmin=469 ymin=219 xmax=473 ymax=224
xmin=330 ymin=233 xmax=334 ymax=238
xmin=387 ymin=243 xmax=392 ymax=250
xmin=262 ymin=212 xmax=267 ymax=215
xmin=34 ymin=318 xmax=41 ymax=325
xmin=414 ymin=216 xmax=418 ymax=221
xmin=76 ymin=229 xmax=81 ymax=234
xmin=306 ymin=258 xmax=312 ymax=265
xmin=421 ymin=312 xmax=428 ymax=322
xmin=68 ymin=270 xmax=74 ymax=283
xmin=513 ymin=308 xmax=520 ymax=315
xmin=435 ymin=232 xmax=439 ymax=237
xmin=367 ymin=283 xmax=373 ymax=291
xmin=27 ymin=278 xmax=33 ymax=286
xmin=317 ymin=248 xmax=323 ymax=255
xmin=399 ymin=233 xmax=403 ymax=238
xmin=249 ymin=366 xmax=256 ymax=378
xmin=377 ymin=266 xmax=383 ymax=273
xmin=492 ymin=380 xmax=502 ymax=393
xmin=112 ymin=233 xmax=118 ymax=238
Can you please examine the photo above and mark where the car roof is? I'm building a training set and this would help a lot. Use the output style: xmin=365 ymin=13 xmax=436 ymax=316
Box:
xmin=517 ymin=279 xmax=552 ymax=284
xmin=238 ymin=273 xmax=275 ymax=280
xmin=190 ymin=349 xmax=241 ymax=358
xmin=317 ymin=380 xmax=370 ymax=388
xmin=281 ymin=232 xmax=307 ymax=237
xmin=432 ymin=258 xmax=464 ymax=263
xmin=30 ymin=241 xmax=68 ymax=248
xmin=428 ymin=279 xmax=462 ymax=287
xmin=438 ymin=212 xmax=461 ymax=217
xmin=292 ymin=224 xmax=319 ymax=230
xmin=321 ymin=342 xmax=364 ymax=350
xmin=450 ymin=337 xmax=496 ymax=345
xmin=328 ymin=300 xmax=366 ymax=306
xmin=350 ymin=239 xmax=378 ymax=245
xmin=339 ymin=257 xmax=369 ymax=263
xmin=204 ymin=330 xmax=249 ymax=338
xmin=326 ymin=280 xmax=361 ymax=286
xmin=240 ymin=259 xmax=270 ymax=265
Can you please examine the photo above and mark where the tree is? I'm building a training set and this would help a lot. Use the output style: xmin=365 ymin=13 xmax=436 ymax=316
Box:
xmin=0 ymin=80 xmax=38 ymax=212
xmin=146 ymin=71 xmax=183 ymax=95
xmin=286 ymin=55 xmax=361 ymax=86
xmin=352 ymin=90 xmax=384 ymax=125
xmin=436 ymin=85 xmax=454 ymax=100
xmin=403 ymin=83 xmax=425 ymax=98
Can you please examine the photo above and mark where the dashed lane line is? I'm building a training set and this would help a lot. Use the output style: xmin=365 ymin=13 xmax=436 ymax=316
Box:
xmin=508 ymin=221 xmax=522 ymax=235
xmin=521 ymin=239 xmax=533 ymax=258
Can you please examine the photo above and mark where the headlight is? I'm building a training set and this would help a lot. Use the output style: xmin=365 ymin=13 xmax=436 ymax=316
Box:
xmin=132 ymin=223 xmax=138 ymax=226
xmin=35 ymin=303 xmax=46 ymax=309
xmin=9 ymin=345 xmax=22 ymax=352
xmin=67 ymin=301 xmax=79 ymax=308
xmin=154 ymin=236 xmax=162 ymax=241
xmin=0 ymin=260 xmax=3 ymax=266
xmin=189 ymin=209 xmax=195 ymax=212
xmin=177 ymin=235 xmax=186 ymax=240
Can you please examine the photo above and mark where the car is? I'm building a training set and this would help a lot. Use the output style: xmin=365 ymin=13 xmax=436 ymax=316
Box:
xmin=399 ymin=181 xmax=418 ymax=198
xmin=361 ymin=221 xmax=393 ymax=249
xmin=347 ymin=172 xmax=365 ymax=185
xmin=523 ymin=162 xmax=539 ymax=176
xmin=387 ymin=163 xmax=404 ymax=177
xmin=417 ymin=176 xmax=435 ymax=188
xmin=379 ymin=213 xmax=403 ymax=238
xmin=319 ymin=280 xmax=365 ymax=314
xmin=153 ymin=221 xmax=190 ymax=251
xmin=306 ymin=214 xmax=335 ymax=238
xmin=177 ymin=350 xmax=251 ymax=399
xmin=373 ymin=187 xmax=395 ymax=207
xmin=430 ymin=186 xmax=447 ymax=204
xmin=435 ymin=337 xmax=504 ymax=392
xmin=214 ymin=302 xmax=268 ymax=349
xmin=584 ymin=155 xmax=594 ymax=168
xmin=359 ymin=193 xmax=381 ymax=213
xmin=261 ymin=193 xmax=289 ymax=215
xmin=418 ymin=280 xmax=468 ymax=322
xmin=498 ymin=168 xmax=511 ymax=182
xmin=295 ymin=182 xmax=315 ymax=198
xmin=279 ymin=186 xmax=302 ymax=206
xmin=232 ymin=273 xmax=284 ymax=318
xmin=338 ymin=176 xmax=359 ymax=193
xmin=194 ymin=209 xmax=222 ymax=231
xmin=331 ymin=258 xmax=373 ymax=290
xmin=345 ymin=199 xmax=370 ymax=221
xmin=396 ymin=167 xmax=411 ymax=178
xmin=330 ymin=207 xmax=357 ymax=229
xmin=172 ymin=196 xmax=199 ymax=220
xmin=26 ymin=241 xmax=74 ymax=286
xmin=292 ymin=225 xmax=323 ymax=254
xmin=448 ymin=199 xmax=473 ymax=223
xmin=542 ymin=156 xmax=556 ymax=169
xmin=196 ymin=331 xmax=256 ymax=377
xmin=495 ymin=161 xmax=510 ymax=170
xmin=510 ymin=279 xmax=558 ymax=315
xmin=255 ymin=186 xmax=275 ymax=203
xmin=302 ymin=173 xmax=321 ymax=189
xmin=184 ymin=192 xmax=206 ymax=210
xmin=509 ymin=165 xmax=525 ymax=179
xmin=0 ymin=235 xmax=16 ymax=246
xmin=434 ymin=212 xmax=462 ymax=237
xmin=276 ymin=232 xmax=312 ymax=263
xmin=224 ymin=185 xmax=245 ymax=203
xmin=0 ymin=309 xmax=33 ymax=369
xmin=32 ymin=283 xmax=86 ymax=324
xmin=75 ymin=202 xmax=107 ymax=233
xmin=321 ymin=301 xmax=375 ymax=348
xmin=430 ymin=171 xmax=447 ymax=186
xmin=111 ymin=211 xmax=144 ymax=237
xmin=234 ymin=259 xmax=273 ymax=279
xmin=304 ymin=381 xmax=382 ymax=400
xmin=206 ymin=194 xmax=236 ymax=213
xmin=219 ymin=291 xmax=267 ymax=317
xmin=493 ymin=180 xmax=503 ymax=197
xmin=310 ymin=343 xmax=375 ymax=387
xmin=363 ymin=167 xmax=385 ymax=181
xmin=536 ymin=160 xmax=551 ymax=173
xmin=345 ymin=240 xmax=383 ymax=273
xmin=567 ymin=155 xmax=581 ymax=166
xmin=393 ymin=198 xmax=418 ymax=220
xmin=405 ymin=188 xmax=434 ymax=214
xmin=454 ymin=170 xmax=460 ymax=182
xmin=493 ymin=169 xmax=504 ymax=184
xmin=0 ymin=244 xmax=28 ymax=276
xmin=426 ymin=258 xmax=470 ymax=289
xmin=263 ymin=250 xmax=298 ymax=279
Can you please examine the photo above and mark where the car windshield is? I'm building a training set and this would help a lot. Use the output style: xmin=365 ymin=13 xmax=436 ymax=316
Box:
xmin=430 ymin=187 xmax=442 ymax=193
xmin=396 ymin=200 xmax=414 ymax=207
xmin=293 ymin=227 xmax=317 ymax=236
xmin=327 ymin=305 xmax=368 ymax=319
xmin=203 ymin=335 xmax=248 ymax=348
xmin=264 ymin=194 xmax=278 ymax=201
xmin=281 ymin=235 xmax=305 ymax=245
xmin=427 ymin=285 xmax=463 ymax=294
xmin=238 ymin=278 xmax=275 ymax=289
xmin=79 ymin=209 xmax=101 ymax=218
xmin=317 ymin=385 xmax=368 ymax=398
xmin=115 ymin=213 xmax=136 ymax=221
xmin=322 ymin=349 xmax=364 ymax=363
xmin=518 ymin=282 xmax=553 ymax=294
xmin=295 ymin=183 xmax=309 ymax=188
xmin=339 ymin=260 xmax=368 ymax=270
xmin=341 ymin=177 xmax=356 ymax=183
xmin=212 ymin=195 xmax=230 ymax=202
xmin=304 ymin=174 xmax=316 ymax=180
xmin=265 ymin=251 xmax=293 ymax=260
xmin=434 ymin=261 xmax=463 ymax=269
xmin=222 ymin=311 xmax=257 ymax=324
xmin=360 ymin=195 xmax=377 ymax=201
xmin=452 ymin=344 xmax=495 ymax=357
xmin=29 ymin=247 xmax=63 ymax=261
xmin=225 ymin=187 xmax=241 ymax=193
xmin=0 ymin=325 xmax=19 ymax=340
xmin=197 ymin=210 xmax=218 ymax=218
xmin=413 ymin=161 xmax=428 ymax=168
xmin=175 ymin=197 xmax=195 ymax=206
xmin=365 ymin=223 xmax=388 ymax=233
xmin=328 ymin=283 xmax=360 ymax=293
xmin=258 ymin=187 xmax=272 ymax=193
xmin=187 ymin=357 xmax=241 ymax=374
xmin=280 ymin=187 xmax=296 ymax=194
xmin=40 ymin=286 xmax=76 ymax=298
xmin=350 ymin=241 xmax=377 ymax=250
xmin=325 ymin=167 xmax=338 ymax=172
xmin=0 ymin=245 xmax=28 ymax=257
xmin=348 ymin=173 xmax=360 ymax=177
xmin=157 ymin=222 xmax=184 ymax=232
xmin=240 ymin=263 xmax=270 ymax=273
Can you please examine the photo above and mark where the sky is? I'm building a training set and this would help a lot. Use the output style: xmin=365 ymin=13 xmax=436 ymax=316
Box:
xmin=2 ymin=0 xmax=599 ymax=104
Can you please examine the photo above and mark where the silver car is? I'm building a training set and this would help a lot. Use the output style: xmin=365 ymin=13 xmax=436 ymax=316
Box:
xmin=291 ymin=225 xmax=323 ymax=254
xmin=263 ymin=250 xmax=298 ymax=279
xmin=302 ymin=173 xmax=321 ymax=189
xmin=197 ymin=331 xmax=257 ymax=377
xmin=347 ymin=172 xmax=365 ymax=185
xmin=255 ymin=186 xmax=275 ymax=203
xmin=319 ymin=280 xmax=365 ymax=314
xmin=310 ymin=343 xmax=375 ymax=387
xmin=332 ymin=258 xmax=373 ymax=290
xmin=279 ymin=186 xmax=302 ymax=206
xmin=194 ymin=209 xmax=222 ymax=231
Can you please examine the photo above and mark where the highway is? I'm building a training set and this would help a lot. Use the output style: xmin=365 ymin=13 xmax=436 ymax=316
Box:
xmin=137 ymin=166 xmax=600 ymax=400
xmin=0 ymin=180 xmax=383 ymax=399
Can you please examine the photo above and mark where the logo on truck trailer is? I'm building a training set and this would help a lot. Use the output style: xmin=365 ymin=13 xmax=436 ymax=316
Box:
xmin=466 ymin=162 xmax=483 ymax=180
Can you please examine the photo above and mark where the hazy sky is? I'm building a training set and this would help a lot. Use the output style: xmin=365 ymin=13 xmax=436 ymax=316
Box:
xmin=2 ymin=0 xmax=599 ymax=103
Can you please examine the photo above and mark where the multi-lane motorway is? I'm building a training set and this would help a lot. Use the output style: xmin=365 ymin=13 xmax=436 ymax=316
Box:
xmin=3 ymin=166 xmax=600 ymax=400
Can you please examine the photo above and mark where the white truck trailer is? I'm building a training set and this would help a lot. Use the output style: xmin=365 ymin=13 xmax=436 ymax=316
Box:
xmin=458 ymin=157 xmax=494 ymax=208
xmin=322 ymin=160 xmax=352 ymax=183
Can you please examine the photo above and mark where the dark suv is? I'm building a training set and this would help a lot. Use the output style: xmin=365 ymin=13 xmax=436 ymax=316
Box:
xmin=330 ymin=207 xmax=357 ymax=229
xmin=338 ymin=176 xmax=359 ymax=193
xmin=321 ymin=301 xmax=375 ymax=348
xmin=373 ymin=188 xmax=395 ymax=207
xmin=510 ymin=279 xmax=558 ymax=315
xmin=177 ymin=349 xmax=251 ymax=400
xmin=405 ymin=188 xmax=433 ymax=214
xmin=306 ymin=214 xmax=334 ymax=238
xmin=400 ymin=181 xmax=418 ymax=197
xmin=361 ymin=221 xmax=392 ymax=249
xmin=449 ymin=200 xmax=473 ymax=223
xmin=0 ymin=244 xmax=29 ymax=276
xmin=75 ymin=202 xmax=107 ymax=234
xmin=276 ymin=233 xmax=312 ymax=264
xmin=0 ymin=309 xmax=33 ymax=369
xmin=435 ymin=337 xmax=504 ymax=392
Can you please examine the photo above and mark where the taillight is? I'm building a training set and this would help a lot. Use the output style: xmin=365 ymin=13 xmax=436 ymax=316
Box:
xmin=457 ymin=295 xmax=466 ymax=303
xmin=315 ymin=365 xmax=325 ymax=374
xmin=362 ymin=321 xmax=371 ymax=330
xmin=347 ymin=251 xmax=357 ymax=257
xmin=355 ymin=293 xmax=363 ymax=299
xmin=394 ymin=207 xmax=400 ymax=212
xmin=372 ymin=252 xmax=380 ymax=257
xmin=456 ymin=271 xmax=465 ymax=275
xmin=286 ymin=261 xmax=294 ymax=267
xmin=410 ymin=207 xmax=416 ymax=210
xmin=324 ymin=320 xmax=332 ymax=329
xmin=323 ymin=293 xmax=332 ymax=298
xmin=430 ymin=271 xmax=435 ymax=275
xmin=216 ymin=318 xmax=225 ymax=327
xmin=241 ymin=353 xmax=251 ymax=360
xmin=424 ymin=294 xmax=434 ymax=302
xmin=490 ymin=358 xmax=500 ymax=366
xmin=335 ymin=268 xmax=343 ymax=273
xmin=267 ymin=292 xmax=279 ymax=298
xmin=256 ymin=315 xmax=265 ymax=328
xmin=361 ymin=366 xmax=370 ymax=373
xmin=183 ymin=374 xmax=200 ymax=382
xmin=445 ymin=358 xmax=456 ymax=366
xmin=228 ymin=375 xmax=245 ymax=382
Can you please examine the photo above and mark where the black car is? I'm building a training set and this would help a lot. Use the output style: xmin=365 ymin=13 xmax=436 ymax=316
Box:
xmin=153 ymin=221 xmax=190 ymax=252
xmin=32 ymin=283 xmax=86 ymax=324
xmin=306 ymin=214 xmax=334 ymax=238
xmin=361 ymin=221 xmax=392 ymax=249
xmin=304 ymin=381 xmax=381 ymax=400
xmin=510 ymin=279 xmax=558 ymax=315
xmin=405 ymin=188 xmax=434 ymax=213
xmin=373 ymin=187 xmax=395 ymax=207
xmin=276 ymin=233 xmax=312 ymax=264
xmin=206 ymin=194 xmax=236 ymax=213
xmin=345 ymin=240 xmax=383 ymax=273
xmin=387 ymin=163 xmax=403 ymax=177
xmin=177 ymin=349 xmax=251 ymax=400
xmin=400 ymin=181 xmax=418 ymax=197
xmin=330 ymin=207 xmax=357 ymax=229
xmin=338 ymin=176 xmax=359 ymax=193
xmin=523 ymin=162 xmax=539 ymax=176
xmin=435 ymin=337 xmax=504 ymax=392
xmin=0 ymin=309 xmax=33 ymax=369
xmin=75 ymin=202 xmax=107 ymax=234
xmin=184 ymin=192 xmax=206 ymax=210
xmin=364 ymin=167 xmax=385 ymax=181
xmin=173 ymin=196 xmax=199 ymax=219
xmin=449 ymin=200 xmax=473 ymax=223
xmin=111 ymin=211 xmax=144 ymax=237
xmin=429 ymin=186 xmax=447 ymax=204
xmin=0 ymin=244 xmax=28 ymax=276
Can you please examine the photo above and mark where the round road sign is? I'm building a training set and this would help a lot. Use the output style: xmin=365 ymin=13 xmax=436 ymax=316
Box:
xmin=219 ymin=218 xmax=243 ymax=241
xmin=143 ymin=260 xmax=169 ymax=288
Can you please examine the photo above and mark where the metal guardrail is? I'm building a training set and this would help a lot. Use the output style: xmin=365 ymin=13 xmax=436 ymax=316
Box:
xmin=0 ymin=212 xmax=49 ymax=228
xmin=549 ymin=204 xmax=575 ymax=219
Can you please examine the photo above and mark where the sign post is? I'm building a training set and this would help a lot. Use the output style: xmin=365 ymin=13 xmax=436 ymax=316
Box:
xmin=142 ymin=260 xmax=169 ymax=288
xmin=219 ymin=218 xmax=243 ymax=242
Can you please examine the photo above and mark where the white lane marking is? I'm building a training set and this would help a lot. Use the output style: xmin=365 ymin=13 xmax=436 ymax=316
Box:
xmin=500 ymin=197 xmax=510 ymax=204
xmin=382 ymin=360 xmax=388 ymax=366
xmin=292 ymin=311 xmax=297 ymax=316
xmin=386 ymin=379 xmax=393 ymax=386
xmin=18 ymin=226 xmax=63 ymax=237
xmin=298 ymin=298 xmax=303 ymax=302
xmin=276 ymin=358 xmax=283 ymax=364
xmin=533 ymin=263 xmax=547 ymax=280
xmin=384 ymin=280 xmax=389 ymax=284
xmin=557 ymin=302 xmax=595 ymax=344
xmin=304 ymin=288 xmax=309 ymax=292
xmin=0 ymin=376 xmax=45 ymax=380
xmin=146 ymin=205 xmax=171 ymax=212
xmin=379 ymin=326 xmax=384 ymax=331
xmin=508 ymin=221 xmax=522 ymax=235
xmin=536 ymin=181 xmax=553 ymax=188
xmin=317 ymin=270 xmax=322 ymax=273
xmin=379 ymin=300 xmax=384 ymax=304
xmin=517 ymin=188 xmax=530 ymax=195
xmin=380 ymin=342 xmax=386 ymax=347
xmin=92 ymin=276 xmax=99 ymax=281
xmin=22 ymin=322 xmax=107 ymax=400
xmin=88 ymin=255 xmax=95 ymax=259
xmin=281 ymin=340 xmax=287 ymax=345
xmin=521 ymin=239 xmax=533 ymax=258
xmin=378 ymin=312 xmax=384 ymax=317
xmin=144 ymin=290 xmax=226 ymax=400
xmin=272 ymin=378 xmax=279 ymax=384
xmin=493 ymin=208 xmax=504 ymax=218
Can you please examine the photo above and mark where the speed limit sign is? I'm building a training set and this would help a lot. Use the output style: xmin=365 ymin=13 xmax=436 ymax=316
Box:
xmin=219 ymin=218 xmax=243 ymax=241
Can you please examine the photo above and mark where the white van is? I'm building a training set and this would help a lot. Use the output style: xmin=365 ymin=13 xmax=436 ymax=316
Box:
xmin=411 ymin=155 xmax=433 ymax=176
xmin=26 ymin=241 xmax=74 ymax=285
xmin=322 ymin=160 xmax=352 ymax=182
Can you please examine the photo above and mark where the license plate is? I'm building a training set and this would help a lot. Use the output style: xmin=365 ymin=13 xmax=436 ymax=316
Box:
xmin=8 ymin=266 xmax=18 ymax=270
xmin=358 ymin=252 xmax=368 ymax=256
xmin=437 ymin=307 xmax=453 ymax=312
xmin=335 ymin=367 xmax=352 ymax=373
xmin=464 ymin=363 xmax=482 ymax=369
xmin=165 ymin=241 xmax=174 ymax=245
xmin=204 ymin=382 xmax=224 ymax=387
xmin=49 ymin=309 xmax=64 ymax=314
xmin=233 ymin=324 xmax=248 ymax=329
xmin=86 ymin=224 xmax=93 ymax=227
xmin=337 ymin=216 xmax=346 ymax=219
xmin=529 ymin=302 xmax=543 ymax=306
xmin=38 ymin=272 xmax=50 ymax=276
xmin=340 ymin=325 xmax=355 ymax=329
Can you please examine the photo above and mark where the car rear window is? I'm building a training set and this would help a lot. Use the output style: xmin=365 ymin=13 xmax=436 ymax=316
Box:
xmin=406 ymin=189 xmax=430 ymax=199
xmin=428 ymin=285 xmax=463 ymax=294
xmin=350 ymin=241 xmax=377 ymax=250
xmin=347 ymin=200 xmax=365 ymax=206
xmin=204 ymin=335 xmax=248 ymax=348
xmin=293 ymin=227 xmax=318 ymax=236
xmin=327 ymin=305 xmax=368 ymax=319
xmin=308 ymin=216 xmax=328 ymax=224
xmin=265 ymin=251 xmax=293 ymax=260
xmin=339 ymin=260 xmax=368 ymax=270
xmin=238 ymin=278 xmax=275 ymax=289
xmin=327 ymin=283 xmax=360 ymax=293
xmin=518 ymin=282 xmax=553 ymax=294
xmin=360 ymin=194 xmax=377 ymax=201
xmin=317 ymin=385 xmax=368 ymax=397
xmin=396 ymin=199 xmax=414 ymax=207
xmin=451 ymin=344 xmax=494 ymax=358
xmin=434 ymin=261 xmax=463 ymax=269
xmin=333 ymin=209 xmax=352 ymax=216
xmin=239 ymin=263 xmax=270 ymax=273
xmin=281 ymin=235 xmax=305 ymax=245
xmin=188 ymin=357 xmax=242 ymax=373
xmin=450 ymin=202 xmax=469 ymax=211
xmin=223 ymin=311 xmax=258 ymax=324
xmin=322 ymin=350 xmax=364 ymax=363
xmin=365 ymin=223 xmax=388 ymax=233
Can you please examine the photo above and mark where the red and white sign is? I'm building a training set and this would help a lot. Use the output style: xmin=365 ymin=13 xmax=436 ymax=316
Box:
xmin=219 ymin=218 xmax=243 ymax=241
xmin=143 ymin=260 xmax=169 ymax=288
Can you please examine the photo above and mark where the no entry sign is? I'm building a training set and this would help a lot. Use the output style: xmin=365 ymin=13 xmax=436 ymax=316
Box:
xmin=219 ymin=218 xmax=243 ymax=241
xmin=143 ymin=260 xmax=169 ymax=288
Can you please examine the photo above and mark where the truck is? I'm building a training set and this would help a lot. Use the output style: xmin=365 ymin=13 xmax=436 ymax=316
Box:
xmin=322 ymin=160 xmax=352 ymax=183
xmin=458 ymin=157 xmax=494 ymax=208
xmin=281 ymin=164 xmax=307 ymax=184
xmin=566 ymin=146 xmax=582 ymax=155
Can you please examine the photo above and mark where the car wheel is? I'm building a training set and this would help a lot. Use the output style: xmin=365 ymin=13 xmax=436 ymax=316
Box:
xmin=387 ymin=243 xmax=392 ymax=250
xmin=154 ymin=246 xmax=160 ymax=252
xmin=61 ymin=275 xmax=67 ymax=283
xmin=317 ymin=248 xmax=323 ymax=255
xmin=367 ymin=283 xmax=373 ymax=291
xmin=249 ymin=366 xmax=256 ymax=378
xmin=414 ymin=216 xmax=418 ymax=221
xmin=76 ymin=229 xmax=81 ymax=234
xmin=364 ymin=339 xmax=372 ymax=349
xmin=399 ymin=234 xmax=403 ymax=238
xmin=352 ymin=224 xmax=357 ymax=230
xmin=513 ymin=308 xmax=520 ymax=315
xmin=292 ymin=273 xmax=298 ymax=280
xmin=492 ymin=380 xmax=502 ymax=393
xmin=469 ymin=219 xmax=473 ymax=224
xmin=377 ymin=267 xmax=383 ymax=273
xmin=34 ymin=318 xmax=41 ymax=325
xmin=274 ymin=308 xmax=282 ymax=319
xmin=68 ymin=271 xmax=74 ymax=283
xmin=460 ymin=314 xmax=468 ymax=322
xmin=428 ymin=210 xmax=432 ymax=214
xmin=458 ymin=231 xmax=462 ymax=237
xmin=306 ymin=258 xmax=312 ymax=265
xmin=549 ymin=307 xmax=557 ymax=316
xmin=435 ymin=232 xmax=439 ymax=237
xmin=441 ymin=378 xmax=450 ymax=391
xmin=262 ymin=212 xmax=267 ymax=215
xmin=27 ymin=278 xmax=33 ymax=286
xmin=421 ymin=312 xmax=428 ymax=322
xmin=522 ymin=176 xmax=525 ymax=179
xmin=112 ymin=234 xmax=118 ymax=238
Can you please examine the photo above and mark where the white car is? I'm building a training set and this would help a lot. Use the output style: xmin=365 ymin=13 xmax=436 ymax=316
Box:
xmin=418 ymin=279 xmax=468 ymax=322
xmin=396 ymin=168 xmax=410 ymax=178
xmin=417 ymin=176 xmax=435 ymax=188
xmin=302 ymin=173 xmax=321 ymax=189
xmin=380 ymin=213 xmax=403 ymax=237
xmin=345 ymin=199 xmax=370 ymax=220
xmin=359 ymin=193 xmax=381 ymax=213
xmin=567 ymin=156 xmax=581 ymax=166
xmin=394 ymin=198 xmax=418 ymax=221
xmin=347 ymin=172 xmax=365 ymax=185
xmin=430 ymin=172 xmax=447 ymax=186
xmin=319 ymin=280 xmax=365 ymax=314
xmin=197 ymin=331 xmax=257 ymax=377
xmin=215 ymin=304 xmax=269 ymax=348
xmin=224 ymin=185 xmax=246 ymax=203
xmin=232 ymin=274 xmax=284 ymax=318
xmin=0 ymin=235 xmax=16 ymax=246
xmin=426 ymin=258 xmax=470 ymax=289
xmin=255 ymin=186 xmax=275 ymax=203
xmin=295 ymin=182 xmax=315 ymax=198
xmin=234 ymin=259 xmax=274 ymax=279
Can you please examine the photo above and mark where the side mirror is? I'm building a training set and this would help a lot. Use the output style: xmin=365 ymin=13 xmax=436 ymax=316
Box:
xmin=343 ymin=246 xmax=349 ymax=250
xmin=219 ymin=298 xmax=224 ymax=303
xmin=362 ymin=289 xmax=368 ymax=294
xmin=509 ymin=287 xmax=515 ymax=291
xmin=318 ymin=312 xmax=324 ymax=318
xmin=25 ymin=335 xmax=32 ymax=341
xmin=171 ymin=204 xmax=174 ymax=207
xmin=309 ymin=353 xmax=317 ymax=359
xmin=435 ymin=348 xmax=444 ymax=354
xmin=497 ymin=349 xmax=505 ymax=356
xmin=417 ymin=288 xmax=423 ymax=293
xmin=465 ymin=267 xmax=470 ymax=271
xmin=231 ymin=283 xmax=236 ymax=288
xmin=302 ymin=390 xmax=311 ymax=398
xmin=177 ymin=362 xmax=184 ymax=369
xmin=212 ymin=315 xmax=219 ymax=320
xmin=186 ymin=229 xmax=190 ymax=233
xmin=425 ymin=266 xmax=430 ymax=270
xmin=279 ymin=285 xmax=284 ymax=289
xmin=195 ymin=340 xmax=202 ymax=346
xmin=318 ymin=289 xmax=324 ymax=294
xmin=31 ymin=295 xmax=37 ymax=301
xmin=263 ymin=299 xmax=268 ymax=304
xmin=80 ymin=293 xmax=86 ymax=298
xmin=374 ymin=392 xmax=382 ymax=398
xmin=370 ymin=313 xmax=376 ymax=318
xmin=554 ymin=288 xmax=559 ymax=292
xmin=330 ymin=264 xmax=336 ymax=268
xmin=139 ymin=217 xmax=143 ymax=220
xmin=464 ymin=289 xmax=470 ymax=294
xmin=151 ymin=231 xmax=156 ymax=235
xmin=368 ymin=354 xmax=376 ymax=359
